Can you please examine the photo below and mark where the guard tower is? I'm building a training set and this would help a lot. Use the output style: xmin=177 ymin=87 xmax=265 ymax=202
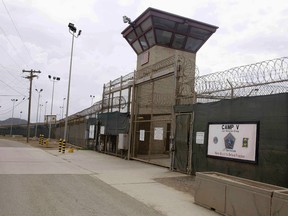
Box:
xmin=122 ymin=8 xmax=218 ymax=166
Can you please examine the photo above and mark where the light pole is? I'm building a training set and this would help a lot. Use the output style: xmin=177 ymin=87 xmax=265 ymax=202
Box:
xmin=19 ymin=111 xmax=22 ymax=124
xmin=39 ymin=104 xmax=43 ymax=122
xmin=48 ymin=75 xmax=60 ymax=140
xmin=62 ymin=97 xmax=66 ymax=119
xmin=59 ymin=106 xmax=63 ymax=119
xmin=35 ymin=88 xmax=43 ymax=137
xmin=64 ymin=23 xmax=81 ymax=141
xmin=90 ymin=95 xmax=95 ymax=106
xmin=44 ymin=101 xmax=48 ymax=122
xmin=10 ymin=99 xmax=18 ymax=136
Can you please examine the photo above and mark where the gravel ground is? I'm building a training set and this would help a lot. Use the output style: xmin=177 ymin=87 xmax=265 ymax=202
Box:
xmin=154 ymin=175 xmax=196 ymax=196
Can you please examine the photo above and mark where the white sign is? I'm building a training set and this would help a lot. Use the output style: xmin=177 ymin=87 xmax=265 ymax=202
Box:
xmin=140 ymin=130 xmax=145 ymax=141
xmin=207 ymin=123 xmax=258 ymax=162
xmin=196 ymin=132 xmax=205 ymax=144
xmin=89 ymin=125 xmax=95 ymax=139
xmin=45 ymin=115 xmax=56 ymax=124
xmin=100 ymin=126 xmax=105 ymax=135
xmin=154 ymin=127 xmax=163 ymax=140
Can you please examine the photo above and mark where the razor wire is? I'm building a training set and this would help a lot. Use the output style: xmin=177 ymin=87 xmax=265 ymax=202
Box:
xmin=73 ymin=96 xmax=127 ymax=117
xmin=104 ymin=72 xmax=134 ymax=93
xmin=72 ymin=56 xmax=288 ymax=118
xmin=196 ymin=57 xmax=288 ymax=99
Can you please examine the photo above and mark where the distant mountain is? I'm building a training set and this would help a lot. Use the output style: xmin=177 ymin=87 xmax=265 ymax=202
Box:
xmin=0 ymin=118 xmax=28 ymax=126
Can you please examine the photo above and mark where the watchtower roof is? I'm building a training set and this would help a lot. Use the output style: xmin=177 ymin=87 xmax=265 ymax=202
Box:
xmin=121 ymin=7 xmax=218 ymax=55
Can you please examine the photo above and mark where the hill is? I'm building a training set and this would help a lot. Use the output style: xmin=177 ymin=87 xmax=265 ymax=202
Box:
xmin=0 ymin=118 xmax=28 ymax=126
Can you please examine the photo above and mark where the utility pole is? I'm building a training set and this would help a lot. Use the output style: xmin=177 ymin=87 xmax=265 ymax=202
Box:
xmin=23 ymin=69 xmax=41 ymax=143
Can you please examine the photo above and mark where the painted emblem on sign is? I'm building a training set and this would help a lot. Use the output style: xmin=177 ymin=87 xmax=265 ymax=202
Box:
xmin=213 ymin=137 xmax=218 ymax=144
xmin=242 ymin=138 xmax=249 ymax=147
xmin=224 ymin=133 xmax=236 ymax=149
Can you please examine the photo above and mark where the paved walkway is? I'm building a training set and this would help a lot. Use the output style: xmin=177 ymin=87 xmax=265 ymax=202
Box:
xmin=46 ymin=147 xmax=219 ymax=216
xmin=1 ymin=138 xmax=219 ymax=216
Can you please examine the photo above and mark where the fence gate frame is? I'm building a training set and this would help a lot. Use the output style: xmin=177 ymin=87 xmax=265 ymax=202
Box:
xmin=173 ymin=112 xmax=194 ymax=173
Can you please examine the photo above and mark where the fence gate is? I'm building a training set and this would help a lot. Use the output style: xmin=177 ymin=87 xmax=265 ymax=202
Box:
xmin=174 ymin=113 xmax=193 ymax=173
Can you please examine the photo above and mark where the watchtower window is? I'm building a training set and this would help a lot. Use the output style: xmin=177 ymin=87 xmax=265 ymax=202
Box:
xmin=172 ymin=34 xmax=186 ymax=49
xmin=155 ymin=29 xmax=172 ymax=46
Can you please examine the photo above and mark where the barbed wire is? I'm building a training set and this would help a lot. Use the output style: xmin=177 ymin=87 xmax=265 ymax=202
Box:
xmin=196 ymin=57 xmax=288 ymax=99
xmin=71 ymin=56 xmax=288 ymax=117
xmin=72 ymin=96 xmax=128 ymax=118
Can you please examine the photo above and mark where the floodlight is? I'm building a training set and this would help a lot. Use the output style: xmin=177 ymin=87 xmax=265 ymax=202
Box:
xmin=68 ymin=23 xmax=77 ymax=33
xmin=123 ymin=16 xmax=131 ymax=24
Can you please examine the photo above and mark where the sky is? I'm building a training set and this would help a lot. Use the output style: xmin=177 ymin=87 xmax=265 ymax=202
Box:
xmin=0 ymin=0 xmax=287 ymax=122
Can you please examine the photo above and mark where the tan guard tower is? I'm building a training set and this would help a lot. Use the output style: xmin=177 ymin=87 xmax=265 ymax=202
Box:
xmin=122 ymin=8 xmax=218 ymax=167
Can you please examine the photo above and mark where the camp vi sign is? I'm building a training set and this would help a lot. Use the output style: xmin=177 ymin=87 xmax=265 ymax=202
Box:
xmin=207 ymin=123 xmax=258 ymax=163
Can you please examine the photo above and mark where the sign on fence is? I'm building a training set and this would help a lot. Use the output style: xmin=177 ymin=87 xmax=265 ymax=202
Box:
xmin=207 ymin=122 xmax=258 ymax=163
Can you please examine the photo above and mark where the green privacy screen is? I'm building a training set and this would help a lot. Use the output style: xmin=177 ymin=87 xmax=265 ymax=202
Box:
xmin=174 ymin=93 xmax=288 ymax=187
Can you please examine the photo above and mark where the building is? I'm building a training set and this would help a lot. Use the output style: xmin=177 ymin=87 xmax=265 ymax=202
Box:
xmin=121 ymin=7 xmax=218 ymax=166
xmin=52 ymin=8 xmax=288 ymax=187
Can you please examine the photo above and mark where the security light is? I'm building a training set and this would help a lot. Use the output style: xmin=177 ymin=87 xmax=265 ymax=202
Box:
xmin=68 ymin=23 xmax=77 ymax=33
xmin=123 ymin=15 xmax=131 ymax=24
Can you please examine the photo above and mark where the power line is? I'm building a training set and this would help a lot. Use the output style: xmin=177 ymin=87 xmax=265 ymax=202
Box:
xmin=1 ymin=0 xmax=34 ymax=62
xmin=0 ymin=78 xmax=26 ymax=96
xmin=0 ymin=26 xmax=18 ymax=52
xmin=0 ymin=43 xmax=22 ymax=68
xmin=0 ymin=64 xmax=27 ymax=89
xmin=0 ymin=97 xmax=26 ymax=115
xmin=0 ymin=26 xmax=29 ymax=66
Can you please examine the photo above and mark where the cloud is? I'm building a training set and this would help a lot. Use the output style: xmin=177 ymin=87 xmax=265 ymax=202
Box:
xmin=21 ymin=0 xmax=99 ymax=24
xmin=0 ymin=0 xmax=287 ymax=122
xmin=117 ymin=0 xmax=134 ymax=6
xmin=195 ymin=0 xmax=288 ymax=74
